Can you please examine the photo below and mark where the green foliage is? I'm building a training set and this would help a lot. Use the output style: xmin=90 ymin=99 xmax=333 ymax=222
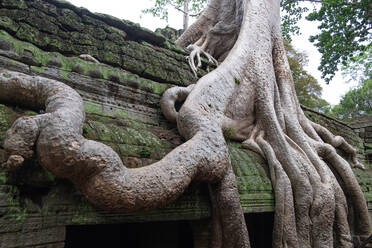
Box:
xmin=285 ymin=41 xmax=332 ymax=113
xmin=142 ymin=0 xmax=207 ymax=25
xmin=330 ymin=79 xmax=372 ymax=121
xmin=280 ymin=0 xmax=309 ymax=42
xmin=280 ymin=0 xmax=371 ymax=83
xmin=306 ymin=0 xmax=371 ymax=83
xmin=341 ymin=45 xmax=372 ymax=83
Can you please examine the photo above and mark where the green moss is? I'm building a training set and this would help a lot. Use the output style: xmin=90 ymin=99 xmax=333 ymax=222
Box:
xmin=0 ymin=30 xmax=54 ymax=66
xmin=365 ymin=149 xmax=372 ymax=155
xmin=163 ymin=40 xmax=186 ymax=54
xmin=224 ymin=127 xmax=236 ymax=140
xmin=0 ymin=171 xmax=8 ymax=184
xmin=0 ymin=103 xmax=15 ymax=141
xmin=112 ymin=109 xmax=130 ymax=119
xmin=71 ymin=199 xmax=97 ymax=224
xmin=0 ymin=0 xmax=27 ymax=9
xmin=0 ymin=16 xmax=20 ymax=33
xmin=60 ymin=69 xmax=70 ymax=80
xmin=31 ymin=66 xmax=45 ymax=74
xmin=228 ymin=142 xmax=273 ymax=194
xmin=16 ymin=23 xmax=42 ymax=46
xmin=2 ymin=73 xmax=11 ymax=78
xmin=48 ymin=37 xmax=65 ymax=51
xmin=84 ymin=102 xmax=105 ymax=116
xmin=139 ymin=147 xmax=153 ymax=158
xmin=3 ymin=185 xmax=28 ymax=223
xmin=84 ymin=102 xmax=157 ymax=126
xmin=0 ymin=30 xmax=180 ymax=97
xmin=23 ymin=110 xmax=37 ymax=116
xmin=121 ymin=72 xmax=172 ymax=95
xmin=151 ymin=82 xmax=171 ymax=95
xmin=234 ymin=77 xmax=241 ymax=85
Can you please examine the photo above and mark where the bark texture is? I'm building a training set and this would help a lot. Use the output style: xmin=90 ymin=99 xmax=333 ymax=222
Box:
xmin=0 ymin=0 xmax=370 ymax=247
xmin=173 ymin=0 xmax=370 ymax=247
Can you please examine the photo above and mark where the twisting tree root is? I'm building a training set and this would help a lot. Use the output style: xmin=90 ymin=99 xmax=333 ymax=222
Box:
xmin=186 ymin=44 xmax=218 ymax=77
xmin=160 ymin=84 xmax=195 ymax=122
xmin=79 ymin=54 xmax=100 ymax=64
xmin=174 ymin=0 xmax=370 ymax=246
xmin=1 ymin=0 xmax=371 ymax=247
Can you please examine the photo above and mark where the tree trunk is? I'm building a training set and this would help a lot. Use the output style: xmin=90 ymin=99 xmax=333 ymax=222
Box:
xmin=1 ymin=0 xmax=370 ymax=247
xmin=183 ymin=0 xmax=190 ymax=30
xmin=174 ymin=0 xmax=371 ymax=247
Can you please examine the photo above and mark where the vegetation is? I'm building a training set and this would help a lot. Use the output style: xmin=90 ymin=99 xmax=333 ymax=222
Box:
xmin=146 ymin=0 xmax=371 ymax=86
xmin=331 ymin=79 xmax=372 ymax=122
xmin=284 ymin=41 xmax=331 ymax=113
xmin=281 ymin=0 xmax=371 ymax=83
xmin=142 ymin=0 xmax=207 ymax=30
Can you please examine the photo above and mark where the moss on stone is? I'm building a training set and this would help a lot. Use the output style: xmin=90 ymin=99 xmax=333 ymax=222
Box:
xmin=0 ymin=104 xmax=16 ymax=141
xmin=228 ymin=142 xmax=273 ymax=194
xmin=0 ymin=0 xmax=210 ymax=85
xmin=0 ymin=16 xmax=20 ymax=33
xmin=71 ymin=198 xmax=98 ymax=224
xmin=1 ymin=184 xmax=28 ymax=223
xmin=84 ymin=102 xmax=105 ymax=116
xmin=84 ymin=102 xmax=157 ymax=127
xmin=0 ymin=171 xmax=8 ymax=184
xmin=0 ymin=0 xmax=28 ymax=9
xmin=30 ymin=65 xmax=46 ymax=74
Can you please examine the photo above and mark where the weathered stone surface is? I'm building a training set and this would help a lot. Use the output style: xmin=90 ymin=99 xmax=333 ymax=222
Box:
xmin=0 ymin=0 xmax=211 ymax=85
xmin=350 ymin=116 xmax=372 ymax=164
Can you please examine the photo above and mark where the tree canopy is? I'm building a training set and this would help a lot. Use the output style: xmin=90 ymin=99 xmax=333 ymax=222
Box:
xmin=284 ymin=41 xmax=331 ymax=113
xmin=330 ymin=79 xmax=372 ymax=121
xmin=292 ymin=0 xmax=371 ymax=83
xmin=142 ymin=0 xmax=207 ymax=29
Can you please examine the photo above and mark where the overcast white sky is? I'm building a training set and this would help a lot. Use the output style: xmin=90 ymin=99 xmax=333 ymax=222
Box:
xmin=68 ymin=0 xmax=359 ymax=105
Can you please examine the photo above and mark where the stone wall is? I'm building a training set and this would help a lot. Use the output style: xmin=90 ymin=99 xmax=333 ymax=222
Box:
xmin=0 ymin=0 xmax=370 ymax=247
xmin=303 ymin=106 xmax=365 ymax=160
xmin=350 ymin=116 xmax=372 ymax=164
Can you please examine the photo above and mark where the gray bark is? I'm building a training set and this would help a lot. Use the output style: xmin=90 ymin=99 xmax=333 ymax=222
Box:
xmin=183 ymin=0 xmax=190 ymax=30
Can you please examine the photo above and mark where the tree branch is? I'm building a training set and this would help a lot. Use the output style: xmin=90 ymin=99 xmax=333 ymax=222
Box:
xmin=282 ymin=0 xmax=360 ymax=7
xmin=169 ymin=2 xmax=203 ymax=17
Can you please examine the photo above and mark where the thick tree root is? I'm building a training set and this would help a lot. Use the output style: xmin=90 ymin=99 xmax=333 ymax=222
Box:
xmin=160 ymin=84 xmax=194 ymax=122
xmin=174 ymin=0 xmax=370 ymax=246
xmin=312 ymin=121 xmax=365 ymax=169
xmin=0 ymin=70 xmax=227 ymax=211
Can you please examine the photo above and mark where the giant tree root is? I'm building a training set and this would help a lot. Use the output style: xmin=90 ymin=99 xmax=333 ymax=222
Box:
xmin=174 ymin=0 xmax=370 ymax=247
xmin=1 ymin=0 xmax=371 ymax=247
xmin=0 ymin=68 xmax=249 ymax=246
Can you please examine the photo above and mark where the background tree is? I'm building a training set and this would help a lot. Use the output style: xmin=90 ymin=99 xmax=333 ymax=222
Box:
xmin=331 ymin=79 xmax=372 ymax=121
xmin=284 ymin=40 xmax=332 ymax=113
xmin=142 ymin=0 xmax=207 ymax=30
xmin=281 ymin=0 xmax=371 ymax=83
xmin=280 ymin=0 xmax=309 ymax=41
xmin=341 ymin=45 xmax=372 ymax=83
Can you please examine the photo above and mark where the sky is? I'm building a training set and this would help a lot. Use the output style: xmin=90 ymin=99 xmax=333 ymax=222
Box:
xmin=67 ymin=0 xmax=359 ymax=105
